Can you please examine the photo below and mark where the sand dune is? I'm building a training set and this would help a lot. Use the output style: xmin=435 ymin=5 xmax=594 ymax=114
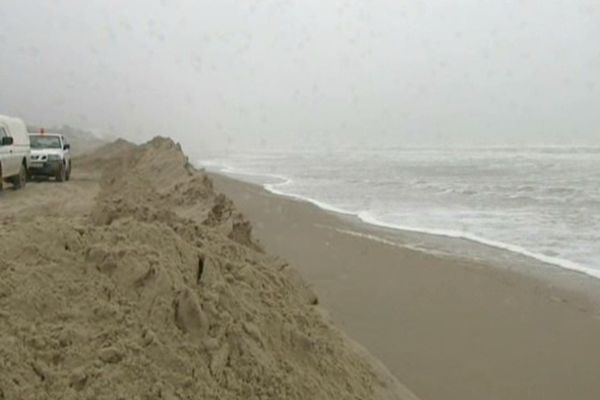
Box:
xmin=0 ymin=137 xmax=417 ymax=399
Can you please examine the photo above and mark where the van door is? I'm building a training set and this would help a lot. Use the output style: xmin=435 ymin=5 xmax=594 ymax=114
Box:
xmin=0 ymin=126 xmax=15 ymax=178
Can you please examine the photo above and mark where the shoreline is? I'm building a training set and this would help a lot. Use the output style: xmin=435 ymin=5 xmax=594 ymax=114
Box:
xmin=210 ymin=170 xmax=600 ymax=400
xmin=204 ymin=166 xmax=600 ymax=282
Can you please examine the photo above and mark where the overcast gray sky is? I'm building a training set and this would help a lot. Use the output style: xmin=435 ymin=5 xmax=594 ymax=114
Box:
xmin=1 ymin=0 xmax=599 ymax=150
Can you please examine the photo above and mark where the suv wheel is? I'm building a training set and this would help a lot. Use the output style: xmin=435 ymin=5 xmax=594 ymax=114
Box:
xmin=56 ymin=163 xmax=66 ymax=182
xmin=66 ymin=162 xmax=71 ymax=181
xmin=12 ymin=163 xmax=27 ymax=189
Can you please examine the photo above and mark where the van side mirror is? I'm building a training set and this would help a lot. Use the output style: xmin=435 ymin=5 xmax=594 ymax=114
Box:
xmin=1 ymin=136 xmax=13 ymax=146
xmin=63 ymin=143 xmax=70 ymax=150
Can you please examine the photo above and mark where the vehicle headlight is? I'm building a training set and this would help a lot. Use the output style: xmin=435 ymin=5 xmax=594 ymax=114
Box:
xmin=48 ymin=154 xmax=61 ymax=161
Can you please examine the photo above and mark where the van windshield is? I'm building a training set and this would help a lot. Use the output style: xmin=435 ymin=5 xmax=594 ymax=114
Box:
xmin=30 ymin=135 xmax=61 ymax=149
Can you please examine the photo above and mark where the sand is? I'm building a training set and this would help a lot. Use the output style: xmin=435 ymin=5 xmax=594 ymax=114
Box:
xmin=212 ymin=173 xmax=600 ymax=400
xmin=0 ymin=138 xmax=417 ymax=400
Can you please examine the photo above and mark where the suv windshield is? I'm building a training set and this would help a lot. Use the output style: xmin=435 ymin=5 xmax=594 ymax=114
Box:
xmin=30 ymin=135 xmax=61 ymax=149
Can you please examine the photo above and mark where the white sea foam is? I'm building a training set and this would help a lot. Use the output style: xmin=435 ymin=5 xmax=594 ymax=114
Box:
xmin=356 ymin=211 xmax=600 ymax=280
xmin=264 ymin=181 xmax=357 ymax=216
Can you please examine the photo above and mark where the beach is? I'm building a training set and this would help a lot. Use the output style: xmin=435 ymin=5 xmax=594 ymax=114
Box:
xmin=2 ymin=135 xmax=599 ymax=399
xmin=212 ymin=172 xmax=600 ymax=400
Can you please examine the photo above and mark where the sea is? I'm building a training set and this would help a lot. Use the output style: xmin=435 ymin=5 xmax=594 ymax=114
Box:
xmin=198 ymin=147 xmax=600 ymax=279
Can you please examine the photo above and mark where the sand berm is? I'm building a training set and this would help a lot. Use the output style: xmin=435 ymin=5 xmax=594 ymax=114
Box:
xmin=0 ymin=137 xmax=418 ymax=400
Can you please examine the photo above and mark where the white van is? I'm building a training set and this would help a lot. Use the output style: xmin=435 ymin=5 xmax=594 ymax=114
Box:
xmin=0 ymin=115 xmax=30 ymax=190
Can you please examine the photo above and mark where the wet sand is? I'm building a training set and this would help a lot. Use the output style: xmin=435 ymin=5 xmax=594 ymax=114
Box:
xmin=212 ymin=172 xmax=600 ymax=400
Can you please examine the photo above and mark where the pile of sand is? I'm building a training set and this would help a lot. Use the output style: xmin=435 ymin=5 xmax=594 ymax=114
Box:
xmin=0 ymin=137 xmax=417 ymax=399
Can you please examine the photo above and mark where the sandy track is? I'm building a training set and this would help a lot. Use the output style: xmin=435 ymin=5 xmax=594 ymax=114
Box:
xmin=0 ymin=173 xmax=99 ymax=220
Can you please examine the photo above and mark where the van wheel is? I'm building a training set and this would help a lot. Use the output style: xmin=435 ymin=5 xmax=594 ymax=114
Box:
xmin=56 ymin=163 xmax=66 ymax=182
xmin=66 ymin=163 xmax=71 ymax=181
xmin=12 ymin=163 xmax=27 ymax=189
